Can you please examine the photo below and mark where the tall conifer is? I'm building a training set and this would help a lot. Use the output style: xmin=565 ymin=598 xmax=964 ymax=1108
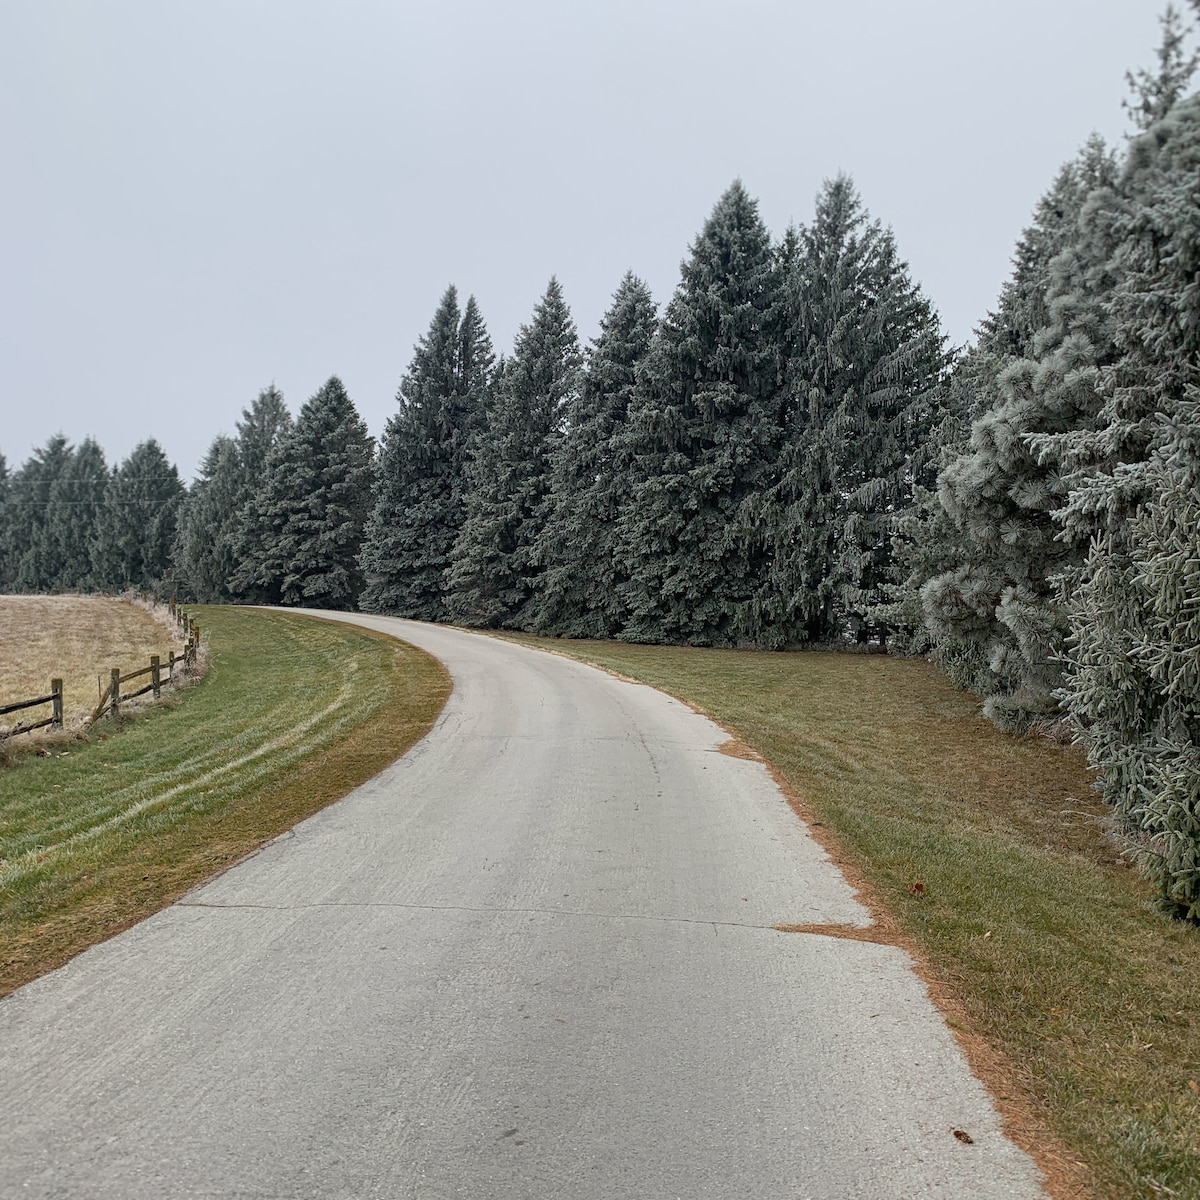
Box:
xmin=1052 ymin=92 xmax=1200 ymax=915
xmin=1123 ymin=3 xmax=1199 ymax=130
xmin=236 ymin=385 xmax=292 ymax=481
xmin=359 ymin=288 xmax=494 ymax=619
xmin=617 ymin=182 xmax=782 ymax=646
xmin=8 ymin=436 xmax=74 ymax=591
xmin=174 ymin=436 xmax=243 ymax=601
xmin=176 ymin=386 xmax=293 ymax=602
xmin=91 ymin=440 xmax=185 ymax=590
xmin=0 ymin=453 xmax=10 ymax=589
xmin=529 ymin=272 xmax=657 ymax=637
xmin=922 ymin=139 xmax=1121 ymax=724
xmin=755 ymin=177 xmax=948 ymax=645
xmin=49 ymin=438 xmax=108 ymax=590
xmin=446 ymin=279 xmax=580 ymax=628
xmin=230 ymin=376 xmax=374 ymax=609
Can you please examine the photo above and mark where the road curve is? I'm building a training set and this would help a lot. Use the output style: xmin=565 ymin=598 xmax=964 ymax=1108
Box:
xmin=0 ymin=614 xmax=1046 ymax=1199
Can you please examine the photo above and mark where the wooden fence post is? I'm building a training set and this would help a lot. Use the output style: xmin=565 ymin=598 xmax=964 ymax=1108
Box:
xmin=110 ymin=668 xmax=121 ymax=717
xmin=51 ymin=679 xmax=63 ymax=729
xmin=151 ymin=655 xmax=161 ymax=698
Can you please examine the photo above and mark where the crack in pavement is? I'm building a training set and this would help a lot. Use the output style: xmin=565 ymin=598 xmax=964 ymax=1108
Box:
xmin=175 ymin=896 xmax=873 ymax=936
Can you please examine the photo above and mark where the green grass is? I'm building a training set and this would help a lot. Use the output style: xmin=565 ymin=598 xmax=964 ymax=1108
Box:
xmin=501 ymin=635 xmax=1200 ymax=1200
xmin=0 ymin=606 xmax=449 ymax=997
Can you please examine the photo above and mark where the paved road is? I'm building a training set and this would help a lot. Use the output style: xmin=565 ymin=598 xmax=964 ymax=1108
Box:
xmin=0 ymin=615 xmax=1047 ymax=1199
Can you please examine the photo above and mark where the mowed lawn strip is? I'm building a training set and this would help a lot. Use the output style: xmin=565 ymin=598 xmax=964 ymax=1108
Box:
xmin=500 ymin=634 xmax=1200 ymax=1200
xmin=0 ymin=606 xmax=449 ymax=998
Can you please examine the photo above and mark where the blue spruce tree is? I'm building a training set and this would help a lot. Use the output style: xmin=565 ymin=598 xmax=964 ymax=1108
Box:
xmin=617 ymin=182 xmax=783 ymax=646
xmin=91 ymin=440 xmax=185 ymax=591
xmin=359 ymin=288 xmax=494 ymax=619
xmin=231 ymin=377 xmax=374 ymax=608
xmin=446 ymin=279 xmax=581 ymax=628
xmin=528 ymin=272 xmax=657 ymax=637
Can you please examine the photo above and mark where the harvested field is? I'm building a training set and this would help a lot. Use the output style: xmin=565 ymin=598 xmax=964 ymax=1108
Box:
xmin=0 ymin=595 xmax=184 ymax=728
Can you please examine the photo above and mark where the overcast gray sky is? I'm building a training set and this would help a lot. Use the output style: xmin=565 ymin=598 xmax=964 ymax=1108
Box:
xmin=0 ymin=0 xmax=1170 ymax=481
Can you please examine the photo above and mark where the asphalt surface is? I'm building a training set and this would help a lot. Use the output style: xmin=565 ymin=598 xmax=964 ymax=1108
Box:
xmin=0 ymin=614 xmax=1048 ymax=1198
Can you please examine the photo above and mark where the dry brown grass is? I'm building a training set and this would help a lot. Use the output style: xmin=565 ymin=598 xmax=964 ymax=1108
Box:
xmin=0 ymin=595 xmax=184 ymax=728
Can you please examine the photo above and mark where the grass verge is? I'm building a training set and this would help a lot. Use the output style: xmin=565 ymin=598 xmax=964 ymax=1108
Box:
xmin=0 ymin=606 xmax=449 ymax=998
xmin=500 ymin=635 xmax=1199 ymax=1200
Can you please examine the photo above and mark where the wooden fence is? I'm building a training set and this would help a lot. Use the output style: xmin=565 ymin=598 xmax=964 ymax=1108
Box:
xmin=0 ymin=682 xmax=64 ymax=739
xmin=0 ymin=602 xmax=203 ymax=741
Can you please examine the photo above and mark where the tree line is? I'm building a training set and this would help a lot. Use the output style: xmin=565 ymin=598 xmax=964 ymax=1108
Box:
xmin=901 ymin=5 xmax=1200 ymax=919
xmin=1 ymin=8 xmax=1196 ymax=916
xmin=1 ymin=173 xmax=949 ymax=644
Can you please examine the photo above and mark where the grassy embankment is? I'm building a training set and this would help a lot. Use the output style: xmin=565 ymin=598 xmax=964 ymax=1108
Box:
xmin=503 ymin=634 xmax=1199 ymax=1200
xmin=0 ymin=605 xmax=448 ymax=997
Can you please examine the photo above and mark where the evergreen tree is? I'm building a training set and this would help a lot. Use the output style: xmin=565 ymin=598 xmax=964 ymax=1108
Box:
xmin=48 ymin=437 xmax=108 ymax=590
xmin=174 ymin=435 xmax=243 ymax=601
xmin=91 ymin=440 xmax=185 ymax=590
xmin=921 ymin=12 xmax=1200 ymax=731
xmin=616 ymin=182 xmax=783 ymax=646
xmin=922 ymin=138 xmax=1122 ymax=725
xmin=7 ymin=435 xmax=75 ymax=592
xmin=877 ymin=363 xmax=974 ymax=656
xmin=230 ymin=376 xmax=374 ymax=609
xmin=175 ymin=386 xmax=292 ymax=601
xmin=446 ymin=279 xmax=581 ymax=628
xmin=236 ymin=384 xmax=293 ymax=482
xmin=0 ymin=451 xmax=11 ymax=590
xmin=528 ymin=272 xmax=657 ymax=637
xmin=1053 ymin=92 xmax=1200 ymax=916
xmin=756 ymin=176 xmax=948 ymax=646
xmin=359 ymin=288 xmax=494 ymax=619
xmin=1 ymin=451 xmax=31 ymax=591
xmin=1124 ymin=3 xmax=1199 ymax=131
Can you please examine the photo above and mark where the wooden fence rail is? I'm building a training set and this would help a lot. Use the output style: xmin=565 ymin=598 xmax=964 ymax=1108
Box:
xmin=89 ymin=618 xmax=201 ymax=724
xmin=0 ymin=681 xmax=64 ymax=739
xmin=2 ymin=597 xmax=202 ymax=741
xmin=0 ymin=688 xmax=59 ymax=718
